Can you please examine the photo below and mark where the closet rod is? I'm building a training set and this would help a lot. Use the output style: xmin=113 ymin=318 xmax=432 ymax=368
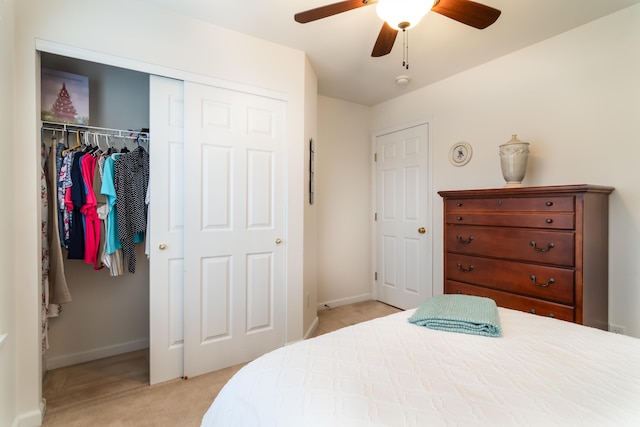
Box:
xmin=41 ymin=120 xmax=149 ymax=143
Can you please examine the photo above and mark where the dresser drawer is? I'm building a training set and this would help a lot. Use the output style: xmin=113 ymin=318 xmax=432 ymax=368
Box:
xmin=446 ymin=225 xmax=575 ymax=266
xmin=446 ymin=254 xmax=575 ymax=304
xmin=445 ymin=212 xmax=574 ymax=229
xmin=446 ymin=281 xmax=574 ymax=322
xmin=445 ymin=196 xmax=575 ymax=213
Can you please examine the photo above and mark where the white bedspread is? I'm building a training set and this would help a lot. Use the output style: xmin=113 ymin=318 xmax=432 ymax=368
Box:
xmin=201 ymin=308 xmax=640 ymax=426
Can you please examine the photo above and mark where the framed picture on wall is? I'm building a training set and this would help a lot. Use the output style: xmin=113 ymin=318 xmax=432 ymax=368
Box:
xmin=41 ymin=68 xmax=90 ymax=125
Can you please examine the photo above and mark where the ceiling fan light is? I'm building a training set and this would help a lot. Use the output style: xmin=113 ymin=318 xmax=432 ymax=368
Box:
xmin=376 ymin=0 xmax=431 ymax=30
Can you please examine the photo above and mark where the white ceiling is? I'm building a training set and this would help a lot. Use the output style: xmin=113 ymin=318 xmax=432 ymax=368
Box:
xmin=138 ymin=0 xmax=640 ymax=106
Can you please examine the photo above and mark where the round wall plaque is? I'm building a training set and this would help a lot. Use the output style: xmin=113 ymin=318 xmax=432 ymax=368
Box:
xmin=449 ymin=142 xmax=472 ymax=166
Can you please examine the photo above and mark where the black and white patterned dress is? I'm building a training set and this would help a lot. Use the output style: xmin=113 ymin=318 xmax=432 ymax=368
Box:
xmin=114 ymin=146 xmax=149 ymax=273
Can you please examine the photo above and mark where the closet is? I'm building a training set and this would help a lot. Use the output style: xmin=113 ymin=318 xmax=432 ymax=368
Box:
xmin=41 ymin=53 xmax=152 ymax=373
xmin=40 ymin=50 xmax=290 ymax=386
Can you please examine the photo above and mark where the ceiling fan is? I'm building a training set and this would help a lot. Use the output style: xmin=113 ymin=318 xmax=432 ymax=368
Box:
xmin=294 ymin=0 xmax=501 ymax=59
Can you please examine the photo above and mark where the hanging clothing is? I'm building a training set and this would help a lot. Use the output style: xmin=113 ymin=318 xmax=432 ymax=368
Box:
xmin=45 ymin=139 xmax=72 ymax=305
xmin=41 ymin=143 xmax=50 ymax=354
xmin=54 ymin=139 xmax=66 ymax=245
xmin=95 ymin=153 xmax=121 ymax=276
xmin=80 ymin=153 xmax=102 ymax=269
xmin=67 ymin=152 xmax=86 ymax=259
xmin=95 ymin=155 xmax=106 ymax=265
xmin=98 ymin=203 xmax=124 ymax=276
xmin=145 ymin=179 xmax=150 ymax=260
xmin=41 ymin=137 xmax=73 ymax=354
xmin=42 ymin=127 xmax=150 ymax=276
xmin=101 ymin=153 xmax=122 ymax=255
xmin=59 ymin=152 xmax=74 ymax=247
xmin=114 ymin=146 xmax=149 ymax=273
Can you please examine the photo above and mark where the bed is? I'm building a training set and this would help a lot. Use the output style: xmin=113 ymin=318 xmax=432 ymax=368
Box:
xmin=201 ymin=304 xmax=640 ymax=426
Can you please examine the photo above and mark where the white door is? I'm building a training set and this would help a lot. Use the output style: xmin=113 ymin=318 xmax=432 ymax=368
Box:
xmin=183 ymin=82 xmax=287 ymax=378
xmin=149 ymin=75 xmax=185 ymax=385
xmin=375 ymin=123 xmax=432 ymax=309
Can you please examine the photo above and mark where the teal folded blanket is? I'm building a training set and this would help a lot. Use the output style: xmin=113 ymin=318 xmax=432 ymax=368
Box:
xmin=408 ymin=294 xmax=502 ymax=337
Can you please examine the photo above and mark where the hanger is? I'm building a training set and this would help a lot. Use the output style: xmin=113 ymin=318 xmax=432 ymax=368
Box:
xmin=105 ymin=135 xmax=114 ymax=155
xmin=92 ymin=133 xmax=105 ymax=156
xmin=61 ymin=131 xmax=82 ymax=156
xmin=81 ymin=131 xmax=92 ymax=152
xmin=49 ymin=129 xmax=58 ymax=150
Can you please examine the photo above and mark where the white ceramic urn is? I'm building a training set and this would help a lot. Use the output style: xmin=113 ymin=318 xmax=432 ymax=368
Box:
xmin=499 ymin=134 xmax=530 ymax=187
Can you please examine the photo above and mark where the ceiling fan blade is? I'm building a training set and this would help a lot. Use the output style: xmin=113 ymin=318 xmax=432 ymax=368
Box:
xmin=431 ymin=0 xmax=501 ymax=29
xmin=371 ymin=22 xmax=398 ymax=57
xmin=295 ymin=0 xmax=373 ymax=24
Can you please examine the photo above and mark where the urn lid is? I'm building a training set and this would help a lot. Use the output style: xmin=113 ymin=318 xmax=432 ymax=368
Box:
xmin=501 ymin=134 xmax=529 ymax=147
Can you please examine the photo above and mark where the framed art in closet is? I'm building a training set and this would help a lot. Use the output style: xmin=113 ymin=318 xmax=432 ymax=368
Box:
xmin=41 ymin=68 xmax=90 ymax=125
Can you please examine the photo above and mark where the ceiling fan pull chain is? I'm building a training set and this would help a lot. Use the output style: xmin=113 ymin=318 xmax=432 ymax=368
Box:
xmin=406 ymin=29 xmax=409 ymax=69
xmin=402 ymin=29 xmax=406 ymax=68
xmin=402 ymin=29 xmax=409 ymax=70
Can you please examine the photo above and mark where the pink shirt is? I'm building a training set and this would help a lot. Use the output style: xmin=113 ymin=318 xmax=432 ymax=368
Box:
xmin=80 ymin=154 xmax=102 ymax=269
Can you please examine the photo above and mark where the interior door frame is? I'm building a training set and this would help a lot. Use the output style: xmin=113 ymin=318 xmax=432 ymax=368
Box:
xmin=370 ymin=119 xmax=435 ymax=304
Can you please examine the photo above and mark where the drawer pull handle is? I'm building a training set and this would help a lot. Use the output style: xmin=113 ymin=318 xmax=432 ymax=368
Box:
xmin=456 ymin=235 xmax=474 ymax=244
xmin=456 ymin=263 xmax=475 ymax=273
xmin=548 ymin=313 xmax=555 ymax=318
xmin=530 ymin=308 xmax=537 ymax=315
xmin=546 ymin=201 xmax=553 ymax=207
xmin=530 ymin=241 xmax=555 ymax=252
xmin=530 ymin=275 xmax=555 ymax=287
xmin=456 ymin=216 xmax=463 ymax=221
xmin=456 ymin=202 xmax=462 ymax=207
xmin=545 ymin=218 xmax=553 ymax=224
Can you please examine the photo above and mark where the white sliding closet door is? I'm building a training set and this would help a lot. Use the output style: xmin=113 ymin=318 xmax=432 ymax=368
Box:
xmin=182 ymin=82 xmax=287 ymax=378
xmin=149 ymin=75 xmax=185 ymax=385
xmin=149 ymin=77 xmax=287 ymax=382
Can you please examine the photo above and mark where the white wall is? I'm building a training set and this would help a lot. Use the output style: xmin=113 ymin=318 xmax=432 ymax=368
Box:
xmin=371 ymin=5 xmax=640 ymax=337
xmin=317 ymin=96 xmax=372 ymax=307
xmin=0 ymin=0 xmax=17 ymax=425
xmin=13 ymin=0 xmax=310 ymax=424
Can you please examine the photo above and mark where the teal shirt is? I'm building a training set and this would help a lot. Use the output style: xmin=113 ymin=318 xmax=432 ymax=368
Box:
xmin=101 ymin=155 xmax=122 ymax=254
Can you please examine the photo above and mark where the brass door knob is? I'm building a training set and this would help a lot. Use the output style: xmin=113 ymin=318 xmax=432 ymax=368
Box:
xmin=418 ymin=227 xmax=426 ymax=234
xmin=159 ymin=243 xmax=167 ymax=250
xmin=275 ymin=238 xmax=282 ymax=245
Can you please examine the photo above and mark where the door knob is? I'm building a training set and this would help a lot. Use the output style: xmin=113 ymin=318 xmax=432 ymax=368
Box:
xmin=418 ymin=227 xmax=426 ymax=234
xmin=275 ymin=238 xmax=282 ymax=245
xmin=159 ymin=243 xmax=167 ymax=250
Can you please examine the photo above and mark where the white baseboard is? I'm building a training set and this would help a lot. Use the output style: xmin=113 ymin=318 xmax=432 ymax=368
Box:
xmin=304 ymin=316 xmax=319 ymax=340
xmin=44 ymin=338 xmax=149 ymax=371
xmin=12 ymin=400 xmax=44 ymax=427
xmin=317 ymin=293 xmax=372 ymax=311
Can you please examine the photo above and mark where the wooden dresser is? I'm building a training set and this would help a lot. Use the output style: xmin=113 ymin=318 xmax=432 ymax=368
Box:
xmin=438 ymin=185 xmax=614 ymax=330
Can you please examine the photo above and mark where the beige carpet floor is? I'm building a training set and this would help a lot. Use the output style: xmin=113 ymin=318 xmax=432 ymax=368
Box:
xmin=42 ymin=300 xmax=401 ymax=426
